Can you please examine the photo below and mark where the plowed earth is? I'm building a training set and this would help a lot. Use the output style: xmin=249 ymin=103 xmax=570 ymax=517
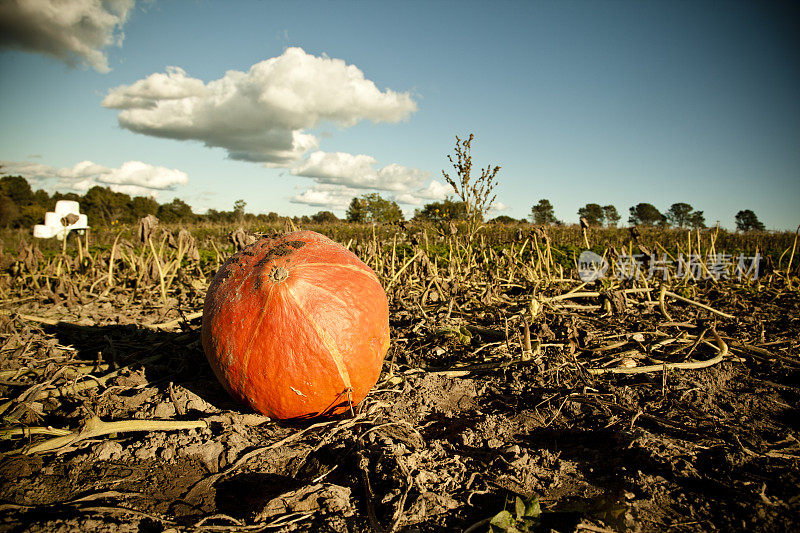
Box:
xmin=1 ymin=280 xmax=799 ymax=532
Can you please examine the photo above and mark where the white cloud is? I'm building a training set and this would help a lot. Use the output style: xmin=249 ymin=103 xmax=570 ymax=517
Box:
xmin=375 ymin=163 xmax=431 ymax=191
xmin=290 ymin=184 xmax=354 ymax=210
xmin=101 ymin=66 xmax=208 ymax=107
xmin=417 ymin=180 xmax=452 ymax=199
xmin=1 ymin=159 xmax=188 ymax=198
xmin=291 ymin=152 xmax=376 ymax=187
xmin=0 ymin=0 xmax=134 ymax=73
xmin=0 ymin=161 xmax=59 ymax=189
xmin=490 ymin=201 xmax=508 ymax=212
xmin=97 ymin=160 xmax=189 ymax=190
xmin=58 ymin=160 xmax=110 ymax=179
xmin=291 ymin=178 xmax=453 ymax=211
xmin=286 ymin=149 xmax=438 ymax=212
xmin=394 ymin=180 xmax=452 ymax=206
xmin=291 ymin=151 xmax=429 ymax=191
xmin=103 ymin=47 xmax=418 ymax=164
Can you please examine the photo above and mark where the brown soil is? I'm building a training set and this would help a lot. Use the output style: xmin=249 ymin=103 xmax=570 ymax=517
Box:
xmin=1 ymin=281 xmax=799 ymax=532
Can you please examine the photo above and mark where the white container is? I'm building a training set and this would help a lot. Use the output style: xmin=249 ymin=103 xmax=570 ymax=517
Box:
xmin=33 ymin=225 xmax=58 ymax=239
xmin=33 ymin=202 xmax=89 ymax=240
xmin=54 ymin=200 xmax=81 ymax=216
xmin=44 ymin=212 xmax=62 ymax=227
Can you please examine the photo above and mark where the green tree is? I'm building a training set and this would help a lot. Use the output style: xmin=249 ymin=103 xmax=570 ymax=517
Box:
xmin=346 ymin=197 xmax=366 ymax=222
xmin=530 ymin=199 xmax=558 ymax=225
xmin=32 ymin=189 xmax=52 ymax=210
xmin=577 ymin=203 xmax=605 ymax=226
xmin=413 ymin=198 xmax=469 ymax=223
xmin=0 ymin=175 xmax=34 ymax=205
xmin=0 ymin=195 xmax=20 ymax=227
xmin=82 ymin=186 xmax=132 ymax=225
xmin=129 ymin=196 xmax=159 ymax=221
xmin=311 ymin=210 xmax=338 ymax=223
xmin=489 ymin=215 xmax=518 ymax=224
xmin=205 ymin=208 xmax=223 ymax=223
xmin=628 ymin=203 xmax=665 ymax=227
xmin=52 ymin=191 xmax=81 ymax=204
xmin=346 ymin=193 xmax=403 ymax=223
xmin=16 ymin=204 xmax=46 ymax=228
xmin=233 ymin=199 xmax=246 ymax=221
xmin=686 ymin=210 xmax=706 ymax=229
xmin=666 ymin=202 xmax=697 ymax=228
xmin=157 ymin=198 xmax=194 ymax=223
xmin=603 ymin=205 xmax=620 ymax=227
xmin=735 ymin=209 xmax=765 ymax=232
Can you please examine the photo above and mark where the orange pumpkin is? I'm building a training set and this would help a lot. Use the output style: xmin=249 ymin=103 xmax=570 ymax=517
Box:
xmin=202 ymin=231 xmax=390 ymax=419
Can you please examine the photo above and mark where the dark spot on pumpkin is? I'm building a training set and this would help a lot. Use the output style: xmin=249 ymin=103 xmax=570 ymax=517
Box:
xmin=217 ymin=261 xmax=237 ymax=280
xmin=255 ymin=241 xmax=299 ymax=267
xmin=286 ymin=240 xmax=306 ymax=249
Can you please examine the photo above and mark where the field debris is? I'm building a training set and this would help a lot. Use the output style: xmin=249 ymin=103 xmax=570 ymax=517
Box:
xmin=1 ymin=220 xmax=799 ymax=531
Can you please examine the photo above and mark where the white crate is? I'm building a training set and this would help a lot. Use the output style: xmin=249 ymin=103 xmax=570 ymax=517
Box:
xmin=33 ymin=202 xmax=89 ymax=240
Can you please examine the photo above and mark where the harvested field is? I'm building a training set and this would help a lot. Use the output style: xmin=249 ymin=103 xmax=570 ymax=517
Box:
xmin=1 ymin=221 xmax=799 ymax=532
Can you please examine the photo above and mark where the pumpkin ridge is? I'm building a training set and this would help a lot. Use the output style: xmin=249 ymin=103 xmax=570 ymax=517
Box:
xmin=237 ymin=285 xmax=275 ymax=393
xmin=292 ymin=262 xmax=380 ymax=284
xmin=285 ymin=285 xmax=353 ymax=392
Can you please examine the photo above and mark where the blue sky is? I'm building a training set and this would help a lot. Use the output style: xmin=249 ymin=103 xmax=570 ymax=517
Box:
xmin=1 ymin=0 xmax=798 ymax=230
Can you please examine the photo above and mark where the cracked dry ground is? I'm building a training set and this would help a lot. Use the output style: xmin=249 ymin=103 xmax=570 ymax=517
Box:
xmin=0 ymin=283 xmax=799 ymax=532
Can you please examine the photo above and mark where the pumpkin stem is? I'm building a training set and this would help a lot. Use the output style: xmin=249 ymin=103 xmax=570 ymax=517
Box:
xmin=269 ymin=266 xmax=289 ymax=282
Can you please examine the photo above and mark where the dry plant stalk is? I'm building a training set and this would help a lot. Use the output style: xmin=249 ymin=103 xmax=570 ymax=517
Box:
xmin=442 ymin=133 xmax=501 ymax=244
xmin=585 ymin=327 xmax=728 ymax=375
xmin=23 ymin=416 xmax=208 ymax=454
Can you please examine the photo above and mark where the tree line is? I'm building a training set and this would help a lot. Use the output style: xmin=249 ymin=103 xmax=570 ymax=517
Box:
xmin=1 ymin=174 xmax=766 ymax=232
xmin=342 ymin=194 xmax=766 ymax=232
xmin=528 ymin=199 xmax=765 ymax=232
xmin=0 ymin=175 xmax=200 ymax=228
